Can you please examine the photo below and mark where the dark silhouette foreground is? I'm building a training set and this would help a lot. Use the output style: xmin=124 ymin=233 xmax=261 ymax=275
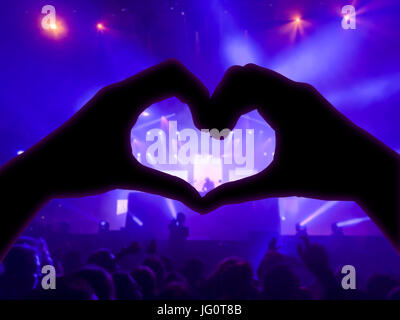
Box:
xmin=0 ymin=59 xmax=399 ymax=260
xmin=1 ymin=236 xmax=400 ymax=300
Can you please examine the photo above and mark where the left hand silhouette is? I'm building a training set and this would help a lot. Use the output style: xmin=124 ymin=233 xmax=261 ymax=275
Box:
xmin=0 ymin=59 xmax=208 ymax=258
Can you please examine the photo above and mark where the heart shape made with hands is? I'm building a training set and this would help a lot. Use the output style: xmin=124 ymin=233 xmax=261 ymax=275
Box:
xmin=48 ymin=58 xmax=388 ymax=222
xmin=126 ymin=60 xmax=393 ymax=227
xmin=132 ymin=97 xmax=275 ymax=197
xmin=126 ymin=60 xmax=359 ymax=215
xmin=122 ymin=58 xmax=360 ymax=218
xmin=8 ymin=59 xmax=399 ymax=252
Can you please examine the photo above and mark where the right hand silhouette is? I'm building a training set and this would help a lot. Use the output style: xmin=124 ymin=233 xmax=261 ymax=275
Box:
xmin=199 ymin=63 xmax=399 ymax=249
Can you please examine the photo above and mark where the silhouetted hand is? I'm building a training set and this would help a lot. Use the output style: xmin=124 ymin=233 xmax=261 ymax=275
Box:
xmin=117 ymin=241 xmax=142 ymax=260
xmin=199 ymin=63 xmax=400 ymax=249
xmin=297 ymin=236 xmax=341 ymax=298
xmin=297 ymin=236 xmax=330 ymax=277
xmin=0 ymin=59 xmax=208 ymax=258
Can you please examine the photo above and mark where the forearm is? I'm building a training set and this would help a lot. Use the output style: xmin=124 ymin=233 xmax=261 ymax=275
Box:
xmin=356 ymin=146 xmax=400 ymax=251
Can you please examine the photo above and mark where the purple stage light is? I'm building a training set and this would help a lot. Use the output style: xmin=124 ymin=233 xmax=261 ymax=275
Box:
xmin=96 ymin=23 xmax=104 ymax=31
xmin=336 ymin=216 xmax=370 ymax=228
xmin=131 ymin=215 xmax=144 ymax=227
xmin=165 ymin=198 xmax=177 ymax=219
xmin=299 ymin=201 xmax=339 ymax=227
xmin=116 ymin=199 xmax=128 ymax=215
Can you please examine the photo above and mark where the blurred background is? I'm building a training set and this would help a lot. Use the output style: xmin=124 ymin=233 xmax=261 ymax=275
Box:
xmin=1 ymin=0 xmax=400 ymax=239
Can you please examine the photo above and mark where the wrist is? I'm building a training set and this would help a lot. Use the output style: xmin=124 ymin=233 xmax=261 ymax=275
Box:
xmin=356 ymin=146 xmax=400 ymax=249
xmin=0 ymin=151 xmax=52 ymax=259
xmin=0 ymin=150 xmax=52 ymax=202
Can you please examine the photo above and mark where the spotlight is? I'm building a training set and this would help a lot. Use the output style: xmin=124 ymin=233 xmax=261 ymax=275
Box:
xmin=96 ymin=23 xmax=105 ymax=31
xmin=299 ymin=201 xmax=339 ymax=227
xmin=141 ymin=111 xmax=150 ymax=116
xmin=131 ymin=215 xmax=143 ymax=227
xmin=294 ymin=16 xmax=301 ymax=23
xmin=116 ymin=200 xmax=128 ymax=215
xmin=43 ymin=20 xmax=65 ymax=36
xmin=17 ymin=150 xmax=24 ymax=155
xmin=336 ymin=216 xmax=370 ymax=228
xmin=99 ymin=220 xmax=110 ymax=233
xmin=344 ymin=14 xmax=350 ymax=21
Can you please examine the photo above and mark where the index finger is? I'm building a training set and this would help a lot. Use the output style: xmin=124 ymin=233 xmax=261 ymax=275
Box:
xmin=110 ymin=59 xmax=210 ymax=129
xmin=206 ymin=64 xmax=296 ymax=131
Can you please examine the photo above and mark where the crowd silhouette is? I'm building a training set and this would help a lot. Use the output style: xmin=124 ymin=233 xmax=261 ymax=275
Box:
xmin=1 ymin=235 xmax=400 ymax=300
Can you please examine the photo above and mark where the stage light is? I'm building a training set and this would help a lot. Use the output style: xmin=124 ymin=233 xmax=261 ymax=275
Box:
xmin=43 ymin=20 xmax=65 ymax=36
xmin=141 ymin=111 xmax=150 ymax=116
xmin=278 ymin=14 xmax=311 ymax=42
xmin=17 ymin=150 xmax=24 ymax=155
xmin=96 ymin=23 xmax=105 ymax=31
xmin=165 ymin=199 xmax=177 ymax=219
xmin=344 ymin=14 xmax=350 ymax=21
xmin=116 ymin=199 xmax=128 ymax=215
xmin=336 ymin=217 xmax=370 ymax=228
xmin=131 ymin=215 xmax=143 ymax=226
xmin=99 ymin=220 xmax=110 ymax=233
xmin=299 ymin=201 xmax=339 ymax=227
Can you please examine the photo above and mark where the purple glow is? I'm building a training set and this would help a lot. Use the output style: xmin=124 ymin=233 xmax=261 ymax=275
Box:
xmin=300 ymin=201 xmax=339 ymax=227
xmin=1 ymin=0 xmax=399 ymax=238
xmin=337 ymin=216 xmax=370 ymax=228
